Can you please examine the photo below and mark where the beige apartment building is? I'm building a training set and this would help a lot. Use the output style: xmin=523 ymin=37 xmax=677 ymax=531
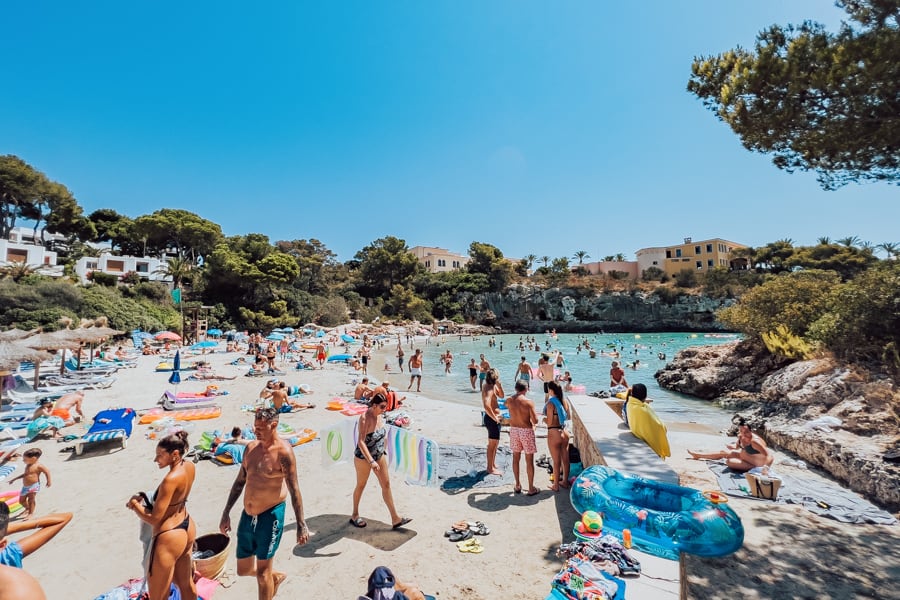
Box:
xmin=637 ymin=237 xmax=747 ymax=276
xmin=409 ymin=246 xmax=469 ymax=273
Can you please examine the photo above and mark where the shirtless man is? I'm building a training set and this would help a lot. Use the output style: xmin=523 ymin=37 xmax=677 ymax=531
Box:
xmin=271 ymin=382 xmax=314 ymax=413
xmin=396 ymin=340 xmax=405 ymax=373
xmin=537 ymin=354 xmax=555 ymax=401
xmin=478 ymin=354 xmax=491 ymax=391
xmin=481 ymin=369 xmax=505 ymax=476
xmin=407 ymin=349 xmax=423 ymax=393
xmin=220 ymin=408 xmax=308 ymax=600
xmin=515 ymin=356 xmax=532 ymax=391
xmin=507 ymin=382 xmax=539 ymax=495
xmin=354 ymin=377 xmax=374 ymax=401
xmin=50 ymin=391 xmax=85 ymax=423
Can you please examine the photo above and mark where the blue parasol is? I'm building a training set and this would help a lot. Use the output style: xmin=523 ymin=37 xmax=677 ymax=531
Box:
xmin=281 ymin=327 xmax=294 ymax=332
xmin=168 ymin=350 xmax=181 ymax=385
xmin=207 ymin=328 xmax=223 ymax=337
xmin=266 ymin=333 xmax=285 ymax=341
xmin=191 ymin=341 xmax=218 ymax=350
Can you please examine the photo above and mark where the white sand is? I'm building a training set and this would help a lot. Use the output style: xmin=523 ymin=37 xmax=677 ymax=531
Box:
xmin=10 ymin=342 xmax=900 ymax=599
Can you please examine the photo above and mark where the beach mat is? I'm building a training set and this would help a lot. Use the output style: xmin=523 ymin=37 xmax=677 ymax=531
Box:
xmin=708 ymin=462 xmax=898 ymax=525
xmin=437 ymin=445 xmax=515 ymax=490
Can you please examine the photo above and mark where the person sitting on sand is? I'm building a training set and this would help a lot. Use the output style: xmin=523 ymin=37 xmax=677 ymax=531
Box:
xmin=688 ymin=418 xmax=774 ymax=472
xmin=49 ymin=391 xmax=85 ymax=423
xmin=28 ymin=400 xmax=65 ymax=440
xmin=0 ymin=503 xmax=73 ymax=568
xmin=355 ymin=378 xmax=374 ymax=402
xmin=271 ymin=382 xmax=314 ymax=413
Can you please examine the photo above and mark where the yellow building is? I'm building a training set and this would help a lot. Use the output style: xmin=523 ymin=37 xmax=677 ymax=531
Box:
xmin=409 ymin=246 xmax=470 ymax=273
xmin=637 ymin=237 xmax=747 ymax=277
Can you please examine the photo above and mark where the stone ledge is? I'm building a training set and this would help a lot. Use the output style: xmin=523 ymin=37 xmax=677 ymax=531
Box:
xmin=567 ymin=393 xmax=682 ymax=598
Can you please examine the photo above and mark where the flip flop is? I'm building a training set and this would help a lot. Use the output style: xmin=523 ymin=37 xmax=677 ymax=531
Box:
xmin=526 ymin=488 xmax=540 ymax=496
xmin=392 ymin=517 xmax=412 ymax=530
xmin=457 ymin=539 xmax=484 ymax=553
xmin=471 ymin=522 xmax=490 ymax=536
xmin=448 ymin=529 xmax=473 ymax=543
xmin=348 ymin=517 xmax=367 ymax=528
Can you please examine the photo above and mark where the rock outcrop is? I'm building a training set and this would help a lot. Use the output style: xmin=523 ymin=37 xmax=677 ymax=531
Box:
xmin=657 ymin=341 xmax=900 ymax=511
xmin=461 ymin=285 xmax=734 ymax=333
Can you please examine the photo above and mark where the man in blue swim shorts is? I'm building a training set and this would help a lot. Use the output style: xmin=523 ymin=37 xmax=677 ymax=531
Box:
xmin=221 ymin=408 xmax=309 ymax=600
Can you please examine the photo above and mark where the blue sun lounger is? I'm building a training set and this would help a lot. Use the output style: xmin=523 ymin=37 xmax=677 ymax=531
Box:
xmin=75 ymin=408 xmax=136 ymax=456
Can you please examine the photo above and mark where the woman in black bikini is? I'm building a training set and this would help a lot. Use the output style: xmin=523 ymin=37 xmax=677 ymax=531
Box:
xmin=349 ymin=394 xmax=412 ymax=531
xmin=544 ymin=381 xmax=571 ymax=492
xmin=127 ymin=431 xmax=197 ymax=600
xmin=688 ymin=418 xmax=774 ymax=472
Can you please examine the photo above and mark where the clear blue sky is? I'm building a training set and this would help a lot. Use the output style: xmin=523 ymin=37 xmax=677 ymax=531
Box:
xmin=2 ymin=1 xmax=896 ymax=262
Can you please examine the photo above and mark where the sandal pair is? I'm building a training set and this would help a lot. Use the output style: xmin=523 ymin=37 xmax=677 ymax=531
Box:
xmin=457 ymin=538 xmax=484 ymax=553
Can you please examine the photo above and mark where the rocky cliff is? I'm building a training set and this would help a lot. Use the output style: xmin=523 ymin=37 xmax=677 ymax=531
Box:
xmin=657 ymin=341 xmax=900 ymax=511
xmin=460 ymin=285 xmax=734 ymax=333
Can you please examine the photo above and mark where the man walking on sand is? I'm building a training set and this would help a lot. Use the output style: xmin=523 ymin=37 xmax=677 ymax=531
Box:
xmin=507 ymin=382 xmax=539 ymax=495
xmin=220 ymin=408 xmax=309 ymax=600
xmin=407 ymin=349 xmax=423 ymax=392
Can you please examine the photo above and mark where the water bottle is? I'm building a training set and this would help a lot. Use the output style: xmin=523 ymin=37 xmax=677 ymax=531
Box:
xmin=622 ymin=529 xmax=632 ymax=549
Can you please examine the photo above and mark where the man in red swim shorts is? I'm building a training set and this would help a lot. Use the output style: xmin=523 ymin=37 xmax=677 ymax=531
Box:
xmin=507 ymin=382 xmax=539 ymax=496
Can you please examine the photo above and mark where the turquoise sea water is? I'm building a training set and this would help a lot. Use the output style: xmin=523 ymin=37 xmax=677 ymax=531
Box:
xmin=379 ymin=332 xmax=740 ymax=429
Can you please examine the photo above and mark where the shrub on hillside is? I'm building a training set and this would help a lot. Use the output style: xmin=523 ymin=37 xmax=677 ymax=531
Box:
xmin=641 ymin=267 xmax=666 ymax=282
xmin=89 ymin=271 xmax=118 ymax=287
xmin=653 ymin=286 xmax=682 ymax=305
xmin=673 ymin=269 xmax=697 ymax=288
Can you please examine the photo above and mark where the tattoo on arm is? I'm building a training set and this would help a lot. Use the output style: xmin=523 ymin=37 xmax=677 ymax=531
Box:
xmin=222 ymin=466 xmax=247 ymax=514
xmin=280 ymin=451 xmax=305 ymax=526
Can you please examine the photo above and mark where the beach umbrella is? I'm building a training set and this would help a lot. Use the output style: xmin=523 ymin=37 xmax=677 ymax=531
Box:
xmin=315 ymin=330 xmax=325 ymax=338
xmin=0 ymin=328 xmax=36 ymax=342
xmin=272 ymin=328 xmax=284 ymax=332
xmin=206 ymin=328 xmax=222 ymax=337
xmin=266 ymin=333 xmax=285 ymax=341
xmin=155 ymin=331 xmax=182 ymax=341
xmin=133 ymin=331 xmax=154 ymax=340
xmin=168 ymin=350 xmax=181 ymax=385
xmin=281 ymin=327 xmax=294 ymax=332
xmin=341 ymin=334 xmax=356 ymax=343
xmin=191 ymin=341 xmax=218 ymax=350
xmin=0 ymin=341 xmax=53 ymax=373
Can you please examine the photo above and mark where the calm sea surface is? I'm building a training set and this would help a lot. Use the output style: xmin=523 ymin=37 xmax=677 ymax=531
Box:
xmin=375 ymin=332 xmax=740 ymax=430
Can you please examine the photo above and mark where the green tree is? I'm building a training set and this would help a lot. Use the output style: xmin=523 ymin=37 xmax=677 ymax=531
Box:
xmin=688 ymin=0 xmax=900 ymax=188
xmin=877 ymin=241 xmax=899 ymax=258
xmin=784 ymin=243 xmax=877 ymax=280
xmin=466 ymin=242 xmax=512 ymax=292
xmin=154 ymin=256 xmax=194 ymax=290
xmin=718 ymin=270 xmax=842 ymax=339
xmin=673 ymin=269 xmax=698 ymax=288
xmin=353 ymin=236 xmax=420 ymax=298
xmin=0 ymin=155 xmax=43 ymax=239
xmin=275 ymin=238 xmax=341 ymax=294
xmin=540 ymin=256 xmax=550 ymax=268
xmin=573 ymin=250 xmax=590 ymax=264
xmin=132 ymin=209 xmax=224 ymax=260
xmin=89 ymin=209 xmax=141 ymax=255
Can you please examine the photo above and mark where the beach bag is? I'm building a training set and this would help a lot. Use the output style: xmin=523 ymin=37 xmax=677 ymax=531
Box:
xmin=745 ymin=472 xmax=781 ymax=500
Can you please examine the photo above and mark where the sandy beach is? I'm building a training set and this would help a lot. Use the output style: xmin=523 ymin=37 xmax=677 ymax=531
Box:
xmin=8 ymin=341 xmax=900 ymax=599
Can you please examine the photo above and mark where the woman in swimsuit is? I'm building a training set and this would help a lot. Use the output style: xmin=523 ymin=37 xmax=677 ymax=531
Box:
xmin=349 ymin=394 xmax=412 ymax=531
xmin=127 ymin=430 xmax=197 ymax=600
xmin=688 ymin=418 xmax=774 ymax=472
xmin=544 ymin=381 xmax=571 ymax=492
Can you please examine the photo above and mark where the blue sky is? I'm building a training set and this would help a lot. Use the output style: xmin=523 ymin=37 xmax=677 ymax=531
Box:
xmin=2 ymin=1 xmax=896 ymax=262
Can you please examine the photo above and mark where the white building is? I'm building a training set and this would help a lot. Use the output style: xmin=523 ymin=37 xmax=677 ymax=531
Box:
xmin=1 ymin=228 xmax=64 ymax=277
xmin=635 ymin=247 xmax=668 ymax=276
xmin=74 ymin=254 xmax=170 ymax=285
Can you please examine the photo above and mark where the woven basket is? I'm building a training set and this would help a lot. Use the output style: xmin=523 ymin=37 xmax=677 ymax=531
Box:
xmin=193 ymin=533 xmax=230 ymax=580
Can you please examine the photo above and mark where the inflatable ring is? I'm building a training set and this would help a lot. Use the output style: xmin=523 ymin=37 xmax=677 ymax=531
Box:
xmin=326 ymin=430 xmax=343 ymax=461
xmin=702 ymin=490 xmax=729 ymax=504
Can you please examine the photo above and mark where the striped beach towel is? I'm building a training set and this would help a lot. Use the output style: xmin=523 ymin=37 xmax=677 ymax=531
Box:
xmin=0 ymin=464 xmax=16 ymax=482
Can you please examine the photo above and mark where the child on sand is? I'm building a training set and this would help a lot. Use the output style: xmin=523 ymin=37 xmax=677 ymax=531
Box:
xmin=7 ymin=449 xmax=51 ymax=519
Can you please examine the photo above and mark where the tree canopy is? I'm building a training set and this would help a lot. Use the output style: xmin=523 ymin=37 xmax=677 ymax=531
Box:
xmin=688 ymin=0 xmax=900 ymax=189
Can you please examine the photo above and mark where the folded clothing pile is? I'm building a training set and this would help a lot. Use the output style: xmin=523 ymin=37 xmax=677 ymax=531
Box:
xmin=549 ymin=535 xmax=641 ymax=600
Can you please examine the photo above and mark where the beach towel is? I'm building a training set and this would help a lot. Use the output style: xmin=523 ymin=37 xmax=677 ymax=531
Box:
xmin=708 ymin=462 xmax=898 ymax=525
xmin=437 ymin=445 xmax=515 ymax=490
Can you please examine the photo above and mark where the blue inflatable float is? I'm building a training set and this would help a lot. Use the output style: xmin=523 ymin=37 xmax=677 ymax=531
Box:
xmin=327 ymin=354 xmax=352 ymax=362
xmin=570 ymin=465 xmax=743 ymax=560
xmin=340 ymin=334 xmax=356 ymax=343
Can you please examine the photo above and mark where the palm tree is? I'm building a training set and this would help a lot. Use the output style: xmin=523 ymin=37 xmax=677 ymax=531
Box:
xmin=524 ymin=254 xmax=537 ymax=270
xmin=0 ymin=263 xmax=39 ymax=282
xmin=859 ymin=241 xmax=875 ymax=255
xmin=816 ymin=236 xmax=831 ymax=245
xmin=572 ymin=250 xmax=590 ymax=264
xmin=540 ymin=256 xmax=550 ymax=268
xmin=155 ymin=256 xmax=193 ymax=289
xmin=614 ymin=253 xmax=625 ymax=262
xmin=602 ymin=255 xmax=615 ymax=262
xmin=877 ymin=242 xmax=899 ymax=259
xmin=836 ymin=236 xmax=860 ymax=248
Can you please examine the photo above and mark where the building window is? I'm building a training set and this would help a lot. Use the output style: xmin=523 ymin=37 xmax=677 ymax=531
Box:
xmin=651 ymin=260 xmax=658 ymax=266
xmin=675 ymin=249 xmax=682 ymax=258
xmin=707 ymin=244 xmax=713 ymax=253
xmin=665 ymin=250 xmax=672 ymax=259
xmin=425 ymin=261 xmax=430 ymax=268
xmin=6 ymin=249 xmax=27 ymax=263
xmin=708 ymin=259 xmax=714 ymax=267
xmin=136 ymin=262 xmax=149 ymax=273
xmin=107 ymin=260 xmax=125 ymax=273
xmin=681 ymin=258 xmax=690 ymax=262
xmin=86 ymin=261 xmax=98 ymax=270
xmin=696 ymin=261 xmax=703 ymax=269
xmin=695 ymin=246 xmax=701 ymax=255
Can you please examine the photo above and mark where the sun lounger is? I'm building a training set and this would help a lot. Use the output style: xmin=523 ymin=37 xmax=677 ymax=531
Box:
xmin=39 ymin=375 xmax=117 ymax=389
xmin=0 ymin=440 xmax=24 ymax=461
xmin=75 ymin=408 xmax=136 ymax=456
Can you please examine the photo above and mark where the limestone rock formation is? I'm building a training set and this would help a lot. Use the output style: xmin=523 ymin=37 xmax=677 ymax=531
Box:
xmin=658 ymin=341 xmax=900 ymax=510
